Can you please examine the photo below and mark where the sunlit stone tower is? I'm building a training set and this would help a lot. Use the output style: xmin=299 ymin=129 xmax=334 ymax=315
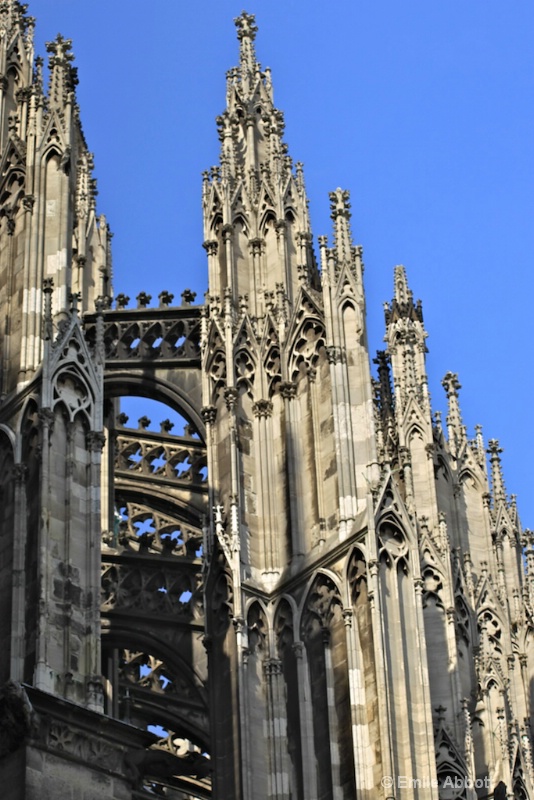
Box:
xmin=1 ymin=5 xmax=533 ymax=799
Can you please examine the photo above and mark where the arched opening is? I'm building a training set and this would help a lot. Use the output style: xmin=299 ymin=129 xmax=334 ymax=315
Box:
xmin=100 ymin=384 xmax=210 ymax=796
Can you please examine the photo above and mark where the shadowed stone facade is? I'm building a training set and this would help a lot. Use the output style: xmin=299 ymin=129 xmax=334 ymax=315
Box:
xmin=0 ymin=5 xmax=532 ymax=799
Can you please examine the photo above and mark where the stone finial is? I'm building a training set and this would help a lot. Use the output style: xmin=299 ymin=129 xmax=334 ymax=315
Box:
xmin=295 ymin=161 xmax=305 ymax=193
xmin=474 ymin=424 xmax=486 ymax=467
xmin=235 ymin=11 xmax=258 ymax=42
xmin=160 ymin=419 xmax=174 ymax=434
xmin=234 ymin=12 xmax=259 ymax=91
xmin=138 ymin=416 xmax=151 ymax=430
xmin=181 ymin=289 xmax=197 ymax=306
xmin=115 ymin=293 xmax=129 ymax=309
xmin=329 ymin=188 xmax=353 ymax=267
xmin=442 ymin=371 xmax=461 ymax=397
xmin=117 ymin=412 xmax=129 ymax=427
xmin=393 ymin=265 xmax=410 ymax=304
xmin=45 ymin=33 xmax=78 ymax=107
xmin=158 ymin=290 xmax=174 ymax=307
xmin=442 ymin=371 xmax=466 ymax=457
xmin=136 ymin=292 xmax=151 ymax=308
xmin=388 ymin=265 xmax=424 ymax=327
xmin=46 ymin=32 xmax=74 ymax=63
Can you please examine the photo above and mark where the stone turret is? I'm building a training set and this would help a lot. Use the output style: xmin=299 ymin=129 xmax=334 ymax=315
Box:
xmin=0 ymin=14 xmax=111 ymax=397
xmin=0 ymin=4 xmax=108 ymax=711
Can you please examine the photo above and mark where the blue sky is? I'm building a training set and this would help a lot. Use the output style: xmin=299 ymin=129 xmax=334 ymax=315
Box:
xmin=30 ymin=1 xmax=534 ymax=528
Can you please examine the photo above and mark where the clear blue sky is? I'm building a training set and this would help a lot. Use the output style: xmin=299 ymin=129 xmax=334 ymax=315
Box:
xmin=30 ymin=1 xmax=534 ymax=529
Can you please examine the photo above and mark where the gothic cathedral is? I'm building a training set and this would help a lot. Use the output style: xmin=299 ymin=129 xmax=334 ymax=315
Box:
xmin=0 ymin=5 xmax=532 ymax=799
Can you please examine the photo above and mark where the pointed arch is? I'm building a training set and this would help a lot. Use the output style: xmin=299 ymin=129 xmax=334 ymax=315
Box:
xmin=346 ymin=546 xmax=381 ymax=783
xmin=243 ymin=599 xmax=270 ymax=788
xmin=346 ymin=545 xmax=369 ymax=603
xmin=406 ymin=422 xmax=425 ymax=443
xmin=435 ymin=727 xmax=469 ymax=800
xmin=284 ymin=207 xmax=296 ymax=224
xmin=513 ymin=752 xmax=530 ymax=800
xmin=300 ymin=572 xmax=355 ymax=797
xmin=210 ymin=211 xmax=223 ymax=233
xmin=274 ymin=596 xmax=296 ymax=654
xmin=376 ymin=516 xmax=410 ymax=569
xmin=101 ymin=625 xmax=209 ymax=752
xmin=478 ymin=606 xmax=505 ymax=658
xmin=287 ymin=313 xmax=326 ymax=384
xmin=420 ymin=536 xmax=445 ymax=610
xmin=455 ymin=587 xmax=475 ymax=698
xmin=300 ymin=570 xmax=342 ymax=639
xmin=273 ymin=596 xmax=304 ymax=799
xmin=261 ymin=315 xmax=281 ymax=398
xmin=231 ymin=211 xmax=249 ymax=236
xmin=374 ymin=477 xmax=415 ymax=549
xmin=233 ymin=317 xmax=257 ymax=399
xmin=458 ymin=466 xmax=481 ymax=491
xmin=0 ymin=166 xmax=25 ymax=218
xmin=51 ymin=364 xmax=94 ymax=422
xmin=259 ymin=206 xmax=276 ymax=233
xmin=476 ymin=578 xmax=508 ymax=660
xmin=246 ymin=599 xmax=269 ymax=656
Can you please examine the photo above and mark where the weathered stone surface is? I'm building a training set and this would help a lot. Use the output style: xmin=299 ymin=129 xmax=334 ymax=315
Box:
xmin=0 ymin=5 xmax=532 ymax=800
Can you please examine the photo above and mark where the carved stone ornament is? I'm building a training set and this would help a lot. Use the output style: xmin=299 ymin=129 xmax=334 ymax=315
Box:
xmin=22 ymin=194 xmax=35 ymax=213
xmin=136 ymin=291 xmax=152 ymax=308
xmin=46 ymin=719 xmax=123 ymax=772
xmin=13 ymin=462 xmax=28 ymax=483
xmin=38 ymin=407 xmax=55 ymax=429
xmin=279 ymin=381 xmax=297 ymax=400
xmin=86 ymin=430 xmax=106 ymax=451
xmin=221 ymin=223 xmax=234 ymax=243
xmin=252 ymin=399 xmax=273 ymax=418
xmin=201 ymin=405 xmax=217 ymax=424
xmin=248 ymin=237 xmax=264 ymax=257
xmin=224 ymin=386 xmax=239 ymax=411
xmin=0 ymin=681 xmax=34 ymax=758
xmin=203 ymin=239 xmax=218 ymax=257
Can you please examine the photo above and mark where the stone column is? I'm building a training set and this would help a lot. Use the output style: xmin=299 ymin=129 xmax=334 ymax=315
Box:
xmin=293 ymin=641 xmax=318 ymax=799
xmin=10 ymin=463 xmax=28 ymax=681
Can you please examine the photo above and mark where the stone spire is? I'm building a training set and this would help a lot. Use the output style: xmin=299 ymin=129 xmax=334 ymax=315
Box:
xmin=330 ymin=188 xmax=353 ymax=263
xmin=0 ymin=0 xmax=33 ymax=41
xmin=487 ymin=438 xmax=507 ymax=506
xmin=0 ymin=0 xmax=34 ymax=150
xmin=387 ymin=264 xmax=424 ymax=321
xmin=0 ymin=7 xmax=111 ymax=393
xmin=46 ymin=33 xmax=77 ymax=108
xmin=373 ymin=350 xmax=396 ymax=463
xmin=442 ymin=371 xmax=466 ymax=458
xmin=384 ymin=266 xmax=429 ymax=415
xmin=320 ymin=188 xmax=364 ymax=289
xmin=328 ymin=188 xmax=363 ymax=280
xmin=234 ymin=11 xmax=259 ymax=93
xmin=203 ymin=11 xmax=317 ymax=312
